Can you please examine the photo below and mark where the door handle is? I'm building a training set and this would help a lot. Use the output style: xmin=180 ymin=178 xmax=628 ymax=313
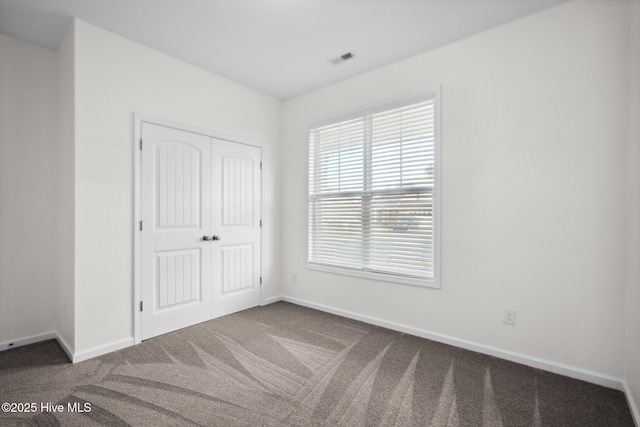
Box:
xmin=211 ymin=235 xmax=221 ymax=241
xmin=202 ymin=235 xmax=211 ymax=241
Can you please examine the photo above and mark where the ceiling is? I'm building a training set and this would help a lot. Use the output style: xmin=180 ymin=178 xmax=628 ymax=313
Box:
xmin=0 ymin=0 xmax=566 ymax=100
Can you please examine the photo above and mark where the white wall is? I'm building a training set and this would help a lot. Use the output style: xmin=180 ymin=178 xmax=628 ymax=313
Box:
xmin=72 ymin=20 xmax=282 ymax=353
xmin=0 ymin=34 xmax=58 ymax=345
xmin=55 ymin=22 xmax=76 ymax=350
xmin=625 ymin=0 xmax=640 ymax=417
xmin=281 ymin=0 xmax=630 ymax=377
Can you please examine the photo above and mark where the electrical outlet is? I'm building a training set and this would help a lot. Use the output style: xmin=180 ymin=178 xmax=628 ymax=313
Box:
xmin=292 ymin=273 xmax=297 ymax=283
xmin=503 ymin=308 xmax=516 ymax=325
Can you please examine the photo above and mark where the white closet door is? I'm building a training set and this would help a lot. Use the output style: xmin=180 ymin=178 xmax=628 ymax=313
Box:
xmin=140 ymin=123 xmax=212 ymax=340
xmin=210 ymin=139 xmax=262 ymax=318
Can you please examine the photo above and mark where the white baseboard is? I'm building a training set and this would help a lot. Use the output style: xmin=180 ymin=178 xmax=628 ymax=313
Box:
xmin=54 ymin=331 xmax=75 ymax=362
xmin=0 ymin=331 xmax=133 ymax=364
xmin=262 ymin=295 xmax=284 ymax=305
xmin=72 ymin=337 xmax=134 ymax=363
xmin=281 ymin=295 xmax=626 ymax=391
xmin=0 ymin=331 xmax=58 ymax=352
xmin=623 ymin=380 xmax=640 ymax=427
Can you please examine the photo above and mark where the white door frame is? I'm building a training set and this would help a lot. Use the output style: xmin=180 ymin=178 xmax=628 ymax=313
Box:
xmin=133 ymin=114 xmax=264 ymax=344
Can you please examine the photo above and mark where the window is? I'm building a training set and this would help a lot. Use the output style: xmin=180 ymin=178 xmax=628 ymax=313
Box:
xmin=308 ymin=91 xmax=440 ymax=287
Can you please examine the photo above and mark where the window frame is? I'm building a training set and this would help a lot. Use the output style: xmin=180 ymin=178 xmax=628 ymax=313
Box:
xmin=305 ymin=88 xmax=441 ymax=288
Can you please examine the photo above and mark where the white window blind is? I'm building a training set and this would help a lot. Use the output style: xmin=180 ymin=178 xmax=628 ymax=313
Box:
xmin=308 ymin=93 xmax=439 ymax=286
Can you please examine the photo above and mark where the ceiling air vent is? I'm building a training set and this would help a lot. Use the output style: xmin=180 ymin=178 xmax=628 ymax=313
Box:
xmin=331 ymin=51 xmax=355 ymax=65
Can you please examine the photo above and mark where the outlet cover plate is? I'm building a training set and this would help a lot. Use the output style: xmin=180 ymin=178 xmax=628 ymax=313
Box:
xmin=503 ymin=308 xmax=516 ymax=325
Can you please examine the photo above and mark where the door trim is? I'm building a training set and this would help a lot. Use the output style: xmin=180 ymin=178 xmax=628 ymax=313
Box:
xmin=133 ymin=114 xmax=263 ymax=345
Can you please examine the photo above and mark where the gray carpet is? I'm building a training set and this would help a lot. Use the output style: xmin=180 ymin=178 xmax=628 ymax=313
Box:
xmin=0 ymin=302 xmax=634 ymax=426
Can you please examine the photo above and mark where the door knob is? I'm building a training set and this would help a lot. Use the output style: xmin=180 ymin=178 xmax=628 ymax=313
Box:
xmin=211 ymin=235 xmax=221 ymax=241
xmin=202 ymin=235 xmax=211 ymax=241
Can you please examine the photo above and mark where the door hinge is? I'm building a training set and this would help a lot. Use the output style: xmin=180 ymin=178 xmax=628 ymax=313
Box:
xmin=139 ymin=138 xmax=143 ymax=150
xmin=260 ymin=219 xmax=262 ymax=227
xmin=140 ymin=301 xmax=143 ymax=312
xmin=260 ymin=161 xmax=262 ymax=170
xmin=260 ymin=277 xmax=262 ymax=285
xmin=139 ymin=220 xmax=143 ymax=231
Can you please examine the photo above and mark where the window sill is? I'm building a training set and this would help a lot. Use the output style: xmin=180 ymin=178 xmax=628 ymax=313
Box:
xmin=306 ymin=262 xmax=440 ymax=289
